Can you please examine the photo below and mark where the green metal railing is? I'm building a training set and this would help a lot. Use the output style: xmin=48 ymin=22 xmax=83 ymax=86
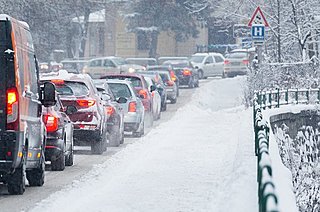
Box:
xmin=253 ymin=88 xmax=320 ymax=212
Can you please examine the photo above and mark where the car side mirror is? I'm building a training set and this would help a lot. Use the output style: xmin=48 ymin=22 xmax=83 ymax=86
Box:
xmin=65 ymin=105 xmax=77 ymax=115
xmin=40 ymin=82 xmax=56 ymax=107
xmin=150 ymin=85 xmax=156 ymax=92
xmin=157 ymin=85 xmax=164 ymax=92
xmin=117 ymin=97 xmax=127 ymax=104
xmin=101 ymin=92 xmax=111 ymax=101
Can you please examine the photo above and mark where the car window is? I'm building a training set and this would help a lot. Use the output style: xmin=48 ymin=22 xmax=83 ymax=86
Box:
xmin=105 ymin=76 xmax=142 ymax=88
xmin=205 ymin=56 xmax=213 ymax=64
xmin=108 ymin=83 xmax=132 ymax=99
xmin=190 ymin=55 xmax=205 ymax=63
xmin=89 ymin=59 xmax=102 ymax=67
xmin=227 ymin=52 xmax=248 ymax=59
xmin=159 ymin=72 xmax=170 ymax=82
xmin=56 ymin=82 xmax=89 ymax=96
xmin=214 ymin=56 xmax=224 ymax=63
xmin=104 ymin=59 xmax=115 ymax=67
xmin=112 ymin=58 xmax=127 ymax=65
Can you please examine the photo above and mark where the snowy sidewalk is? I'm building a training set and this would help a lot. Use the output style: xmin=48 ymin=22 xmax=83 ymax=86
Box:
xmin=31 ymin=77 xmax=258 ymax=212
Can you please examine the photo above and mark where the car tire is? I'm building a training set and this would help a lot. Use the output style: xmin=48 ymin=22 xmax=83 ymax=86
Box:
xmin=26 ymin=152 xmax=45 ymax=186
xmin=222 ymin=72 xmax=226 ymax=78
xmin=133 ymin=120 xmax=144 ymax=137
xmin=51 ymin=152 xmax=66 ymax=171
xmin=171 ymin=98 xmax=177 ymax=104
xmin=91 ymin=135 xmax=104 ymax=155
xmin=7 ymin=159 xmax=26 ymax=195
xmin=120 ymin=130 xmax=124 ymax=144
xmin=65 ymin=149 xmax=74 ymax=166
xmin=161 ymin=102 xmax=167 ymax=111
xmin=109 ymin=130 xmax=121 ymax=147
xmin=198 ymin=70 xmax=204 ymax=79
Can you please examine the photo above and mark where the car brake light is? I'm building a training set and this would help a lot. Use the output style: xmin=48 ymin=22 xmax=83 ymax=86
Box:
xmin=242 ymin=60 xmax=249 ymax=65
xmin=224 ymin=60 xmax=230 ymax=65
xmin=43 ymin=114 xmax=58 ymax=132
xmin=138 ymin=89 xmax=148 ymax=99
xmin=7 ymin=87 xmax=19 ymax=130
xmin=128 ymin=101 xmax=137 ymax=112
xmin=166 ymin=81 xmax=174 ymax=86
xmin=77 ymin=99 xmax=96 ymax=107
xmin=105 ymin=106 xmax=115 ymax=115
xmin=169 ymin=70 xmax=177 ymax=81
xmin=183 ymin=69 xmax=191 ymax=76
xmin=51 ymin=79 xmax=65 ymax=85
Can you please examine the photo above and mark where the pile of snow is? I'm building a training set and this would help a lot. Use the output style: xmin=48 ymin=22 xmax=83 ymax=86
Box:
xmin=31 ymin=77 xmax=257 ymax=212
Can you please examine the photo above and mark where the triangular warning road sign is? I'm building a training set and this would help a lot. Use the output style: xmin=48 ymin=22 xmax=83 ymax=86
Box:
xmin=248 ymin=6 xmax=269 ymax=27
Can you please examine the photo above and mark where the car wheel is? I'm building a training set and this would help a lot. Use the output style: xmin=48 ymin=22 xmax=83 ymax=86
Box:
xmin=91 ymin=135 xmax=104 ymax=155
xmin=171 ymin=97 xmax=177 ymax=104
xmin=51 ymin=152 xmax=66 ymax=171
xmin=161 ymin=102 xmax=167 ymax=111
xmin=7 ymin=158 xmax=26 ymax=195
xmin=120 ymin=130 xmax=124 ymax=144
xmin=26 ymin=152 xmax=45 ymax=186
xmin=222 ymin=71 xmax=226 ymax=78
xmin=133 ymin=120 xmax=144 ymax=137
xmin=109 ymin=130 xmax=121 ymax=147
xmin=198 ymin=70 xmax=204 ymax=79
xmin=65 ymin=149 xmax=74 ymax=166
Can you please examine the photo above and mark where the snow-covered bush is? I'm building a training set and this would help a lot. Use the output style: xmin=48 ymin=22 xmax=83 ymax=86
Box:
xmin=272 ymin=113 xmax=320 ymax=211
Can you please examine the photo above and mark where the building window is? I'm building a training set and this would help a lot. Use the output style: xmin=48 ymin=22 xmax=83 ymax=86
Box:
xmin=137 ymin=31 xmax=150 ymax=50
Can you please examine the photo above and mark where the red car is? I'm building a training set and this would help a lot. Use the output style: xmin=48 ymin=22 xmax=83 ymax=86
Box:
xmin=101 ymin=73 xmax=155 ymax=124
xmin=41 ymin=71 xmax=108 ymax=154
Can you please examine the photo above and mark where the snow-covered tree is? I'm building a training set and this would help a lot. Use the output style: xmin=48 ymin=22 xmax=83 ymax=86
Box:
xmin=124 ymin=0 xmax=209 ymax=58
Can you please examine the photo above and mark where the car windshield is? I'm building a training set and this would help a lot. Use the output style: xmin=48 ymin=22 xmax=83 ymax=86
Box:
xmin=158 ymin=72 xmax=170 ymax=82
xmin=163 ymin=60 xmax=190 ymax=68
xmin=108 ymin=83 xmax=132 ymax=99
xmin=190 ymin=55 xmax=205 ymax=63
xmin=227 ymin=52 xmax=248 ymax=59
xmin=105 ymin=76 xmax=142 ymax=88
xmin=55 ymin=81 xmax=89 ymax=96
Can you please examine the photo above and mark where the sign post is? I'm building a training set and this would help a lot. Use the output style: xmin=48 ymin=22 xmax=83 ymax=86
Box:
xmin=248 ymin=6 xmax=269 ymax=63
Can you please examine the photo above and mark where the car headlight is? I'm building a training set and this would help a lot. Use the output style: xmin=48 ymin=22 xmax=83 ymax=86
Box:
xmin=128 ymin=67 xmax=135 ymax=73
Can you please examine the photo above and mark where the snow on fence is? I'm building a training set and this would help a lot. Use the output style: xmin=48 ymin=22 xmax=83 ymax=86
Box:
xmin=253 ymin=104 xmax=280 ymax=212
xmin=254 ymin=88 xmax=320 ymax=211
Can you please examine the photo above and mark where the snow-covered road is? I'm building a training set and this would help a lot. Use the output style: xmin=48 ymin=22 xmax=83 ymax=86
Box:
xmin=31 ymin=77 xmax=257 ymax=212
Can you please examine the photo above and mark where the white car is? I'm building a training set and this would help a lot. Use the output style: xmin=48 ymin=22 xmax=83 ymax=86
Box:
xmin=144 ymin=76 xmax=162 ymax=120
xmin=189 ymin=53 xmax=225 ymax=79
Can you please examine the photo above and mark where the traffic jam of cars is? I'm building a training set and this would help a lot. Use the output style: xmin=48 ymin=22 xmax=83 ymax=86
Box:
xmin=0 ymin=14 xmax=251 ymax=195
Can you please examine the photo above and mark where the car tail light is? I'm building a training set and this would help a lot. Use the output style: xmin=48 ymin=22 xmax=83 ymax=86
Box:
xmin=224 ymin=60 xmax=230 ymax=65
xmin=7 ymin=87 xmax=19 ymax=130
xmin=43 ymin=114 xmax=58 ymax=132
xmin=105 ymin=106 xmax=115 ymax=115
xmin=169 ymin=70 xmax=177 ymax=81
xmin=138 ymin=89 xmax=148 ymax=99
xmin=166 ymin=81 xmax=174 ymax=86
xmin=77 ymin=99 xmax=96 ymax=108
xmin=242 ymin=60 xmax=249 ymax=65
xmin=128 ymin=101 xmax=137 ymax=112
xmin=51 ymin=79 xmax=65 ymax=85
xmin=183 ymin=69 xmax=191 ymax=76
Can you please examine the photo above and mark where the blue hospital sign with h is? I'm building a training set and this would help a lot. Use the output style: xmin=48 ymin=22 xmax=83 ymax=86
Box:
xmin=251 ymin=25 xmax=265 ymax=41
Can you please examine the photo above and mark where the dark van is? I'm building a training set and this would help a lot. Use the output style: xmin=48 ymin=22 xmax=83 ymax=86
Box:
xmin=0 ymin=14 xmax=56 ymax=194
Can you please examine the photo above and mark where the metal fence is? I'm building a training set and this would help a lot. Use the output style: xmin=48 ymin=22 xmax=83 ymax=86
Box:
xmin=253 ymin=88 xmax=320 ymax=211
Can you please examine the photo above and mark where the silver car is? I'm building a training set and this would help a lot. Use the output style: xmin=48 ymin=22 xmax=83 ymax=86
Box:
xmin=224 ymin=49 xmax=254 ymax=77
xmin=106 ymin=79 xmax=145 ymax=137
